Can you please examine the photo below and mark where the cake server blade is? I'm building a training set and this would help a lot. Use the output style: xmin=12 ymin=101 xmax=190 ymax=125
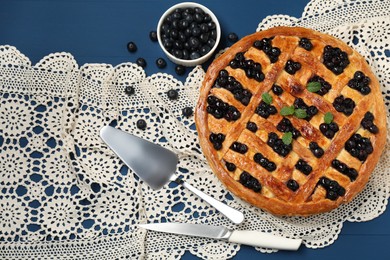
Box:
xmin=139 ymin=223 xmax=302 ymax=251
xmin=99 ymin=126 xmax=244 ymax=224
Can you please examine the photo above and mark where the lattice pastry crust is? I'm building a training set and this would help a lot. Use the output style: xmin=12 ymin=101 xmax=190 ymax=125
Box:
xmin=195 ymin=27 xmax=387 ymax=216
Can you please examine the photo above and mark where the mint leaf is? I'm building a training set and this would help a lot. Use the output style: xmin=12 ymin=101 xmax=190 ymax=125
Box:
xmin=324 ymin=112 xmax=334 ymax=124
xmin=262 ymin=92 xmax=273 ymax=105
xmin=282 ymin=132 xmax=293 ymax=145
xmin=280 ymin=106 xmax=295 ymax=116
xmin=307 ymin=82 xmax=321 ymax=93
xmin=294 ymin=108 xmax=307 ymax=119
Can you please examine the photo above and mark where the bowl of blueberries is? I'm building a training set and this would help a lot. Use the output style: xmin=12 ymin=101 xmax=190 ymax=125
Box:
xmin=157 ymin=2 xmax=221 ymax=67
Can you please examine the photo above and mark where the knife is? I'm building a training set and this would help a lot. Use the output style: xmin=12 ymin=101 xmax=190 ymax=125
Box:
xmin=100 ymin=126 xmax=244 ymax=224
xmin=139 ymin=222 xmax=302 ymax=251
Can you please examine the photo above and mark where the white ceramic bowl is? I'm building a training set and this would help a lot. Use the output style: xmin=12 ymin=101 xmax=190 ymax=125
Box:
xmin=157 ymin=2 xmax=221 ymax=67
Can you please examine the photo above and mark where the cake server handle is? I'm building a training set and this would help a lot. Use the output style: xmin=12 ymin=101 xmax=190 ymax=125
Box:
xmin=171 ymin=174 xmax=244 ymax=224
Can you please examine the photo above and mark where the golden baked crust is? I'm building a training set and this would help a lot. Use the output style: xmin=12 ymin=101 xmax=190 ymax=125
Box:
xmin=195 ymin=26 xmax=387 ymax=216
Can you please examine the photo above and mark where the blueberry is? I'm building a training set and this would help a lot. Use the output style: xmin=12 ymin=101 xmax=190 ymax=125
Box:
xmin=309 ymin=142 xmax=324 ymax=158
xmin=156 ymin=58 xmax=167 ymax=68
xmin=231 ymin=142 xmax=248 ymax=154
xmin=199 ymin=23 xmax=209 ymax=33
xmin=149 ymin=31 xmax=158 ymax=42
xmin=213 ymin=142 xmax=222 ymax=150
xmin=253 ymin=153 xmax=263 ymax=163
xmin=167 ymin=89 xmax=179 ymax=100
xmin=200 ymin=44 xmax=211 ymax=55
xmin=127 ymin=41 xmax=137 ymax=52
xmin=347 ymin=168 xmax=358 ymax=181
xmin=272 ymin=84 xmax=283 ymax=95
xmin=228 ymin=32 xmax=239 ymax=43
xmin=191 ymin=26 xmax=201 ymax=37
xmin=266 ymin=162 xmax=276 ymax=172
xmin=136 ymin=58 xmax=147 ymax=68
xmin=329 ymin=122 xmax=339 ymax=132
xmin=323 ymin=45 xmax=350 ymax=74
xmin=302 ymin=164 xmax=312 ymax=175
xmin=125 ymin=85 xmax=135 ymax=96
xmin=173 ymin=49 xmax=183 ymax=59
xmin=326 ymin=190 xmax=338 ymax=200
xmin=226 ymin=162 xmax=236 ymax=172
xmin=175 ymin=65 xmax=186 ymax=76
xmin=299 ymin=38 xmax=313 ymax=51
xmin=182 ymin=107 xmax=193 ymax=117
xmin=295 ymin=159 xmax=312 ymax=175
xmin=136 ymin=119 xmax=147 ymax=130
xmin=246 ymin=121 xmax=258 ymax=132
xmin=285 ymin=60 xmax=301 ymax=74
xmin=368 ymin=125 xmax=379 ymax=134
xmin=190 ymin=52 xmax=201 ymax=60
xmin=287 ymin=179 xmax=299 ymax=191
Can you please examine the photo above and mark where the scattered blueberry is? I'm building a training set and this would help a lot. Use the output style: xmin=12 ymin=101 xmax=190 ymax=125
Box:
xmin=136 ymin=57 xmax=147 ymax=68
xmin=175 ymin=65 xmax=186 ymax=75
xmin=149 ymin=30 xmax=158 ymax=42
xmin=136 ymin=119 xmax=147 ymax=130
xmin=227 ymin=32 xmax=239 ymax=43
xmin=167 ymin=89 xmax=179 ymax=100
xmin=127 ymin=41 xmax=137 ymax=52
xmin=124 ymin=85 xmax=135 ymax=96
xmin=156 ymin=58 xmax=167 ymax=68
xmin=182 ymin=106 xmax=193 ymax=117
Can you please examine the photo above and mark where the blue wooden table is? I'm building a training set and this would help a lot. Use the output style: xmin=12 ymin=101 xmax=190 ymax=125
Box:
xmin=1 ymin=0 xmax=389 ymax=259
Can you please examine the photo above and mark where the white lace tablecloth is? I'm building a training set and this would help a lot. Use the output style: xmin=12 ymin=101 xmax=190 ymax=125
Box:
xmin=0 ymin=0 xmax=389 ymax=259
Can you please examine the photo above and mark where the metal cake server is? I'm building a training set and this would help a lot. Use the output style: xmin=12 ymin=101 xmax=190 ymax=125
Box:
xmin=100 ymin=126 xmax=244 ymax=224
xmin=139 ymin=222 xmax=302 ymax=251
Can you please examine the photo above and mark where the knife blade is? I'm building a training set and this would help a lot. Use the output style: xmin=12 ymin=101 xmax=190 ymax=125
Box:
xmin=139 ymin=223 xmax=302 ymax=251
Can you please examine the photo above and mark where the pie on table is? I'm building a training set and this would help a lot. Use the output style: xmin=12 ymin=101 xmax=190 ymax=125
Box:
xmin=195 ymin=26 xmax=387 ymax=216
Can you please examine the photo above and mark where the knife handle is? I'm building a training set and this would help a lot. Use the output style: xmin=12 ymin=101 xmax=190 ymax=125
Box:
xmin=177 ymin=178 xmax=244 ymax=224
xmin=228 ymin=230 xmax=302 ymax=251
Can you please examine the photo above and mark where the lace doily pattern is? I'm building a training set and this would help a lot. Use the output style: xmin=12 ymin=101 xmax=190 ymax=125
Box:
xmin=0 ymin=0 xmax=389 ymax=259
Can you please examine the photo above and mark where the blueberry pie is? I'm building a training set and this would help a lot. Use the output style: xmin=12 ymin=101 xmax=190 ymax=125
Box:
xmin=195 ymin=27 xmax=386 ymax=216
